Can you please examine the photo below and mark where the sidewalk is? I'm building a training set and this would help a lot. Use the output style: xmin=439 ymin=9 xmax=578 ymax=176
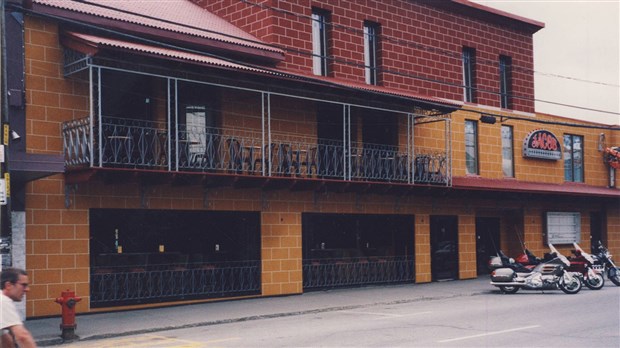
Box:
xmin=28 ymin=277 xmax=489 ymax=346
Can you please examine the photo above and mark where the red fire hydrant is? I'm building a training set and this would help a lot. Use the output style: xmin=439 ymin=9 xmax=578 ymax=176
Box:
xmin=55 ymin=289 xmax=81 ymax=340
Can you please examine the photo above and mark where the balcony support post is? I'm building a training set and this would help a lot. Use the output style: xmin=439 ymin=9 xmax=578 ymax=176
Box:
xmin=343 ymin=104 xmax=351 ymax=181
xmin=407 ymin=113 xmax=414 ymax=184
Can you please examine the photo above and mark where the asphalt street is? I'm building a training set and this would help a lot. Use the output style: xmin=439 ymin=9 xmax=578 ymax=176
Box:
xmin=27 ymin=276 xmax=620 ymax=347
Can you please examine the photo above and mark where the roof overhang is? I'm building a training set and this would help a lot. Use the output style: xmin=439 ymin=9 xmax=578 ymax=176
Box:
xmin=61 ymin=31 xmax=462 ymax=114
xmin=9 ymin=151 xmax=65 ymax=185
xmin=424 ymin=0 xmax=545 ymax=34
xmin=22 ymin=0 xmax=285 ymax=63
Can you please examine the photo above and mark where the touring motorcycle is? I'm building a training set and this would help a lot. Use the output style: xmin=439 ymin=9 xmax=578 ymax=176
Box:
xmin=489 ymin=244 xmax=582 ymax=294
xmin=591 ymin=241 xmax=620 ymax=286
xmin=568 ymin=243 xmax=604 ymax=290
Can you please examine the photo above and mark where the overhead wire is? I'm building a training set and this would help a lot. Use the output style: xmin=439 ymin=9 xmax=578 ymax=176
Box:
xmin=9 ymin=0 xmax=620 ymax=129
xmin=44 ymin=0 xmax=620 ymax=118
xmin=239 ymin=0 xmax=620 ymax=88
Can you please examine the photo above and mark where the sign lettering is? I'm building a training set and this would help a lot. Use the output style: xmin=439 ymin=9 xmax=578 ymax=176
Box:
xmin=523 ymin=129 xmax=562 ymax=160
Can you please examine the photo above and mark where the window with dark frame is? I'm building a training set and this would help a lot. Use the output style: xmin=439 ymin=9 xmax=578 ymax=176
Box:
xmin=312 ymin=9 xmax=329 ymax=76
xmin=501 ymin=125 xmax=514 ymax=177
xmin=363 ymin=21 xmax=379 ymax=85
xmin=465 ymin=120 xmax=479 ymax=175
xmin=462 ymin=47 xmax=476 ymax=103
xmin=564 ymin=134 xmax=584 ymax=182
xmin=499 ymin=55 xmax=512 ymax=109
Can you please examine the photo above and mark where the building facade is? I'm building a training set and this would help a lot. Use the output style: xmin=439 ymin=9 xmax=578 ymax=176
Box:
xmin=2 ymin=0 xmax=618 ymax=318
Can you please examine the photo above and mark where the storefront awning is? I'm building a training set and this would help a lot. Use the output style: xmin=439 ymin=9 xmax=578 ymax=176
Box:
xmin=453 ymin=176 xmax=620 ymax=198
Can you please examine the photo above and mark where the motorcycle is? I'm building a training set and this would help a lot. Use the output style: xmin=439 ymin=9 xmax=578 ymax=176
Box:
xmin=591 ymin=241 xmax=620 ymax=286
xmin=568 ymin=243 xmax=605 ymax=290
xmin=489 ymin=249 xmax=540 ymax=273
xmin=489 ymin=244 xmax=582 ymax=294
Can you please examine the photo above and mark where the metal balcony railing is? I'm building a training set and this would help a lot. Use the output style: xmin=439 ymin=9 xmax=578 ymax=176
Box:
xmin=63 ymin=116 xmax=450 ymax=185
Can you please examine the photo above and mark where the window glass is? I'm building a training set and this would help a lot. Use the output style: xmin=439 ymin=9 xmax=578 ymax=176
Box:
xmin=501 ymin=125 xmax=514 ymax=177
xmin=465 ymin=120 xmax=478 ymax=175
xmin=462 ymin=47 xmax=476 ymax=103
xmin=499 ymin=55 xmax=512 ymax=109
xmin=564 ymin=134 xmax=584 ymax=182
xmin=312 ymin=11 xmax=329 ymax=76
xmin=364 ymin=22 xmax=379 ymax=85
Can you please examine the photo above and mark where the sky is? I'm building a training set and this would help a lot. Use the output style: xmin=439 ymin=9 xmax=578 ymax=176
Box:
xmin=472 ymin=0 xmax=620 ymax=125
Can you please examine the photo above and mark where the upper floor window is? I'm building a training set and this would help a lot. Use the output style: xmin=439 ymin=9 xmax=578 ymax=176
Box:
xmin=363 ymin=21 xmax=379 ymax=85
xmin=564 ymin=134 xmax=584 ymax=182
xmin=501 ymin=125 xmax=514 ymax=177
xmin=312 ymin=9 xmax=329 ymax=76
xmin=465 ymin=120 xmax=479 ymax=175
xmin=499 ymin=55 xmax=512 ymax=109
xmin=462 ymin=47 xmax=476 ymax=103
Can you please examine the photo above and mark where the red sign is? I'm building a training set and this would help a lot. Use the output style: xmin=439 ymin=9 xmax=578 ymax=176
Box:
xmin=523 ymin=129 xmax=561 ymax=160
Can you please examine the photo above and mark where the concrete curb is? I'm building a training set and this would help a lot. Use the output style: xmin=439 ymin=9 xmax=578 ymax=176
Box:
xmin=35 ymin=282 xmax=489 ymax=346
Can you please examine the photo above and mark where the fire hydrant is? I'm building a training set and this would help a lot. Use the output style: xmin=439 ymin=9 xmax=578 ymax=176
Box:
xmin=54 ymin=289 xmax=81 ymax=341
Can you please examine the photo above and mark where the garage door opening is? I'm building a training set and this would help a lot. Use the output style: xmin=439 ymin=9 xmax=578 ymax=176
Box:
xmin=89 ymin=209 xmax=261 ymax=307
xmin=302 ymin=213 xmax=414 ymax=290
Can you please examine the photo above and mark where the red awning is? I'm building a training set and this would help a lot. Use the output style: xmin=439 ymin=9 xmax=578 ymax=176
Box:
xmin=452 ymin=176 xmax=620 ymax=198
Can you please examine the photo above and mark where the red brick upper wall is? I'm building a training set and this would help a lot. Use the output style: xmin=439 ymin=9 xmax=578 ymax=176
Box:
xmin=194 ymin=0 xmax=537 ymax=113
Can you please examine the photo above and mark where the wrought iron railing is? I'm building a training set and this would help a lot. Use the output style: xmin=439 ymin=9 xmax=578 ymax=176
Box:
xmin=302 ymin=256 xmax=414 ymax=290
xmin=90 ymin=260 xmax=260 ymax=307
xmin=63 ymin=116 xmax=449 ymax=185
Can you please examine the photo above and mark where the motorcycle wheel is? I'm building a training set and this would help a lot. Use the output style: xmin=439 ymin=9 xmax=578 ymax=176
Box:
xmin=558 ymin=273 xmax=582 ymax=294
xmin=608 ymin=267 xmax=620 ymax=286
xmin=584 ymin=273 xmax=605 ymax=290
xmin=499 ymin=286 xmax=519 ymax=294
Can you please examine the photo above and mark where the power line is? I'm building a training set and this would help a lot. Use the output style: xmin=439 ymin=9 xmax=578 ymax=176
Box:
xmin=239 ymin=0 xmax=620 ymax=88
xmin=42 ymin=0 xmax=619 ymax=116
xmin=12 ymin=1 xmax=620 ymax=126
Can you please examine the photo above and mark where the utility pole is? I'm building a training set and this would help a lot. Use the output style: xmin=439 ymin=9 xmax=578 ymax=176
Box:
xmin=0 ymin=0 xmax=10 ymax=270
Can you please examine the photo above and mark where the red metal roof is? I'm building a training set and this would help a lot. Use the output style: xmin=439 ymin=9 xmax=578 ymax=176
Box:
xmin=274 ymin=69 xmax=462 ymax=109
xmin=62 ymin=31 xmax=282 ymax=75
xmin=452 ymin=176 xmax=620 ymax=198
xmin=31 ymin=0 xmax=283 ymax=57
xmin=62 ymin=31 xmax=461 ymax=110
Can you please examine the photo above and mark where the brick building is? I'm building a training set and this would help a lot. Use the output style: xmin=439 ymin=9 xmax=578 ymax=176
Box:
xmin=2 ymin=0 xmax=618 ymax=317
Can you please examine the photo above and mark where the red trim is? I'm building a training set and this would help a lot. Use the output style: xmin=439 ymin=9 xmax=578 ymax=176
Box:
xmin=452 ymin=176 xmax=619 ymax=198
xmin=451 ymin=0 xmax=545 ymax=30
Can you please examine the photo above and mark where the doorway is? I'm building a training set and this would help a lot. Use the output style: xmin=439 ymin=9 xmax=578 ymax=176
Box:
xmin=590 ymin=212 xmax=606 ymax=251
xmin=430 ymin=216 xmax=458 ymax=281
xmin=476 ymin=217 xmax=500 ymax=275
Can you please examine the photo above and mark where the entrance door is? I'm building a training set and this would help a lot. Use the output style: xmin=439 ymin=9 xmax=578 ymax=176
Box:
xmin=476 ymin=217 xmax=500 ymax=275
xmin=590 ymin=212 xmax=605 ymax=251
xmin=430 ymin=216 xmax=458 ymax=281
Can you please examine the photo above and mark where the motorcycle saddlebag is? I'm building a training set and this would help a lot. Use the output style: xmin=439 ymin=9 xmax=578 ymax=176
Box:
xmin=488 ymin=256 xmax=503 ymax=270
xmin=491 ymin=268 xmax=515 ymax=282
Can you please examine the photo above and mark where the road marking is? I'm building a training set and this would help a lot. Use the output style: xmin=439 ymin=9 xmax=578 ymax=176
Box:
xmin=204 ymin=337 xmax=242 ymax=345
xmin=63 ymin=334 xmax=240 ymax=347
xmin=340 ymin=310 xmax=432 ymax=319
xmin=438 ymin=325 xmax=541 ymax=343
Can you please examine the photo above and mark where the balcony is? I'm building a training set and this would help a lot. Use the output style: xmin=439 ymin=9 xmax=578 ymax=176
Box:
xmin=63 ymin=116 xmax=450 ymax=188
